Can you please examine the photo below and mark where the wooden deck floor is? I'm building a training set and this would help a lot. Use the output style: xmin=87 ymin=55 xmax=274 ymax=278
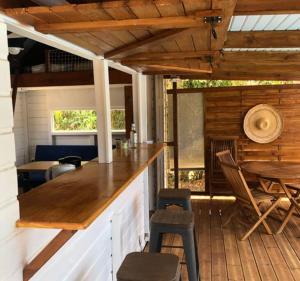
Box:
xmin=147 ymin=198 xmax=300 ymax=281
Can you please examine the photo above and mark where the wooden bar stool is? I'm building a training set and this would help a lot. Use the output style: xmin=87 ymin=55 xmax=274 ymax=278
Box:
xmin=149 ymin=209 xmax=200 ymax=281
xmin=158 ymin=188 xmax=192 ymax=211
xmin=117 ymin=252 xmax=181 ymax=281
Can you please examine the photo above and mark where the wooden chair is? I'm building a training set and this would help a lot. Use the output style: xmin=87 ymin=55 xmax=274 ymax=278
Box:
xmin=209 ymin=136 xmax=238 ymax=195
xmin=216 ymin=150 xmax=283 ymax=240
xmin=45 ymin=164 xmax=76 ymax=181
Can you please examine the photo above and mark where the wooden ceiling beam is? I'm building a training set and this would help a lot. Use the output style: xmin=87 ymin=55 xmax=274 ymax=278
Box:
xmin=145 ymin=64 xmax=213 ymax=74
xmin=30 ymin=0 xmax=69 ymax=5
xmin=143 ymin=50 xmax=300 ymax=80
xmin=121 ymin=51 xmax=220 ymax=61
xmin=104 ymin=29 xmax=188 ymax=58
xmin=35 ymin=9 xmax=222 ymax=33
xmin=11 ymin=68 xmax=132 ymax=87
xmin=234 ymin=0 xmax=300 ymax=15
xmin=225 ymin=31 xmax=300 ymax=49
xmin=221 ymin=51 xmax=300 ymax=63
xmin=123 ymin=59 xmax=212 ymax=69
xmin=147 ymin=69 xmax=300 ymax=80
xmin=210 ymin=0 xmax=237 ymax=51
xmin=161 ymin=71 xmax=300 ymax=81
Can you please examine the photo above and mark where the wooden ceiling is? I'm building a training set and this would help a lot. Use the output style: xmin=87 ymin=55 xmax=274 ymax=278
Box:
xmin=1 ymin=0 xmax=300 ymax=80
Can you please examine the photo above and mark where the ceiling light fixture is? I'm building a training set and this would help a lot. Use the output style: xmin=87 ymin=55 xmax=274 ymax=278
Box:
xmin=8 ymin=47 xmax=24 ymax=55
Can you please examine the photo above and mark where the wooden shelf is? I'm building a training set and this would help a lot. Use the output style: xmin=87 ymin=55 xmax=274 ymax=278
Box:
xmin=16 ymin=143 xmax=164 ymax=230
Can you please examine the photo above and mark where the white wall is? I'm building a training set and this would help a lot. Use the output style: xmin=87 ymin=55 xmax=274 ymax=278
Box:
xmin=14 ymin=85 xmax=126 ymax=162
xmin=13 ymin=92 xmax=29 ymax=165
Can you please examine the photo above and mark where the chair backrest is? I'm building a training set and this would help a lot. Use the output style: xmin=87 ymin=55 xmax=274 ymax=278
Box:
xmin=45 ymin=164 xmax=76 ymax=181
xmin=35 ymin=145 xmax=98 ymax=161
xmin=209 ymin=137 xmax=238 ymax=195
xmin=58 ymin=156 xmax=82 ymax=168
xmin=216 ymin=150 xmax=253 ymax=203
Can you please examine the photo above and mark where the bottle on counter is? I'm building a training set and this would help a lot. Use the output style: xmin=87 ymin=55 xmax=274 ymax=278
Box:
xmin=130 ymin=123 xmax=137 ymax=148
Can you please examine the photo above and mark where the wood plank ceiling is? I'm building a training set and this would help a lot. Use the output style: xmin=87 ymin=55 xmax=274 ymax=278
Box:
xmin=1 ymin=0 xmax=300 ymax=80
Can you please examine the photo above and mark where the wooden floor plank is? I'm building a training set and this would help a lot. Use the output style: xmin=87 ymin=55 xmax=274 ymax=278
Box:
xmin=144 ymin=199 xmax=300 ymax=281
xmin=249 ymin=231 xmax=278 ymax=281
xmin=284 ymin=210 xmax=300 ymax=261
xmin=231 ymin=221 xmax=261 ymax=281
xmin=274 ymin=234 xmax=300 ymax=281
xmin=196 ymin=199 xmax=212 ymax=281
xmin=211 ymin=201 xmax=228 ymax=281
xmin=222 ymin=221 xmax=245 ymax=281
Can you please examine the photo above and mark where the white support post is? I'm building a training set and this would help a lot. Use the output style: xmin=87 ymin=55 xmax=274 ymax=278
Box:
xmin=93 ymin=58 xmax=112 ymax=163
xmin=155 ymin=75 xmax=165 ymax=143
xmin=155 ymin=75 xmax=166 ymax=192
xmin=132 ymin=73 xmax=148 ymax=143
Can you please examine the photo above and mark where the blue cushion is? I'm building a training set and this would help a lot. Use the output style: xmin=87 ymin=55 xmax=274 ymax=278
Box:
xmin=35 ymin=145 xmax=98 ymax=161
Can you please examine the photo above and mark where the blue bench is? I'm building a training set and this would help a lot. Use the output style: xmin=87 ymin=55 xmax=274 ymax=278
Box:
xmin=35 ymin=145 xmax=98 ymax=161
xmin=26 ymin=145 xmax=98 ymax=188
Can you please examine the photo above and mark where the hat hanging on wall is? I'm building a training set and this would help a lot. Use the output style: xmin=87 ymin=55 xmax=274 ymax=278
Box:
xmin=243 ymin=104 xmax=283 ymax=144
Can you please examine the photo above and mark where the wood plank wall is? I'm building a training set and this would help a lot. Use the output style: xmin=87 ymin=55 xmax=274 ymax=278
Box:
xmin=203 ymin=84 xmax=300 ymax=194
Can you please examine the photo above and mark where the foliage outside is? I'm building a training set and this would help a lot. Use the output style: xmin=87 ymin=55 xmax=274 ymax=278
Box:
xmin=165 ymin=79 xmax=296 ymax=90
xmin=53 ymin=109 xmax=125 ymax=132
xmin=111 ymin=109 xmax=126 ymax=131
xmin=168 ymin=169 xmax=205 ymax=192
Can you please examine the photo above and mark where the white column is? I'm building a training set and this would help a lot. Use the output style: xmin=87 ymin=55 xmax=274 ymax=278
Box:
xmin=155 ymin=75 xmax=166 ymax=192
xmin=0 ymin=22 xmax=19 ymax=241
xmin=132 ymin=73 xmax=148 ymax=143
xmin=155 ymin=75 xmax=165 ymax=143
xmin=93 ymin=58 xmax=112 ymax=163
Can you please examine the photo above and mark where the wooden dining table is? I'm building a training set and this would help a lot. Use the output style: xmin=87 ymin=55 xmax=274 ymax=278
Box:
xmin=241 ymin=161 xmax=300 ymax=233
xmin=17 ymin=161 xmax=60 ymax=173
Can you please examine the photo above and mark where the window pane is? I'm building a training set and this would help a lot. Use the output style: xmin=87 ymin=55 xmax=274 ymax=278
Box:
xmin=111 ymin=109 xmax=125 ymax=131
xmin=52 ymin=109 xmax=126 ymax=132
xmin=53 ymin=110 xmax=97 ymax=131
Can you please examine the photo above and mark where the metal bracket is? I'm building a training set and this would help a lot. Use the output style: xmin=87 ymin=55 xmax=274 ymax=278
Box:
xmin=204 ymin=16 xmax=222 ymax=40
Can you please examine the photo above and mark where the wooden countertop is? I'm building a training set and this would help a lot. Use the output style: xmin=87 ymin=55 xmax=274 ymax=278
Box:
xmin=16 ymin=143 xmax=164 ymax=230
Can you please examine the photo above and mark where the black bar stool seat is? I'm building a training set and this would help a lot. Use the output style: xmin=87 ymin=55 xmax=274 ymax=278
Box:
xmin=158 ymin=188 xmax=192 ymax=211
xmin=150 ymin=210 xmax=200 ymax=281
xmin=117 ymin=252 xmax=181 ymax=281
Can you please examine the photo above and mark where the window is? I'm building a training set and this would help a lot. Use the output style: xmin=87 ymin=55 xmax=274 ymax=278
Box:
xmin=53 ymin=110 xmax=97 ymax=132
xmin=111 ymin=109 xmax=126 ymax=132
xmin=52 ymin=109 xmax=125 ymax=133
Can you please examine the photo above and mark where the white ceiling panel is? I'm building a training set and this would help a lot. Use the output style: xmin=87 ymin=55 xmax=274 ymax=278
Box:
xmin=229 ymin=14 xmax=300 ymax=31
xmin=242 ymin=15 xmax=260 ymax=31
xmin=224 ymin=48 xmax=300 ymax=52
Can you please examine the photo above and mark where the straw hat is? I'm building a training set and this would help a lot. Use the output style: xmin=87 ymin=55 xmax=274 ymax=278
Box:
xmin=243 ymin=104 xmax=283 ymax=144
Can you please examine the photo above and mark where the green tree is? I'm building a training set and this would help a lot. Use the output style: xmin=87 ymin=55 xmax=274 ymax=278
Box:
xmin=111 ymin=110 xmax=125 ymax=130
xmin=53 ymin=110 xmax=97 ymax=131
xmin=166 ymin=79 xmax=295 ymax=90
xmin=182 ymin=79 xmax=295 ymax=89
xmin=53 ymin=109 xmax=126 ymax=131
